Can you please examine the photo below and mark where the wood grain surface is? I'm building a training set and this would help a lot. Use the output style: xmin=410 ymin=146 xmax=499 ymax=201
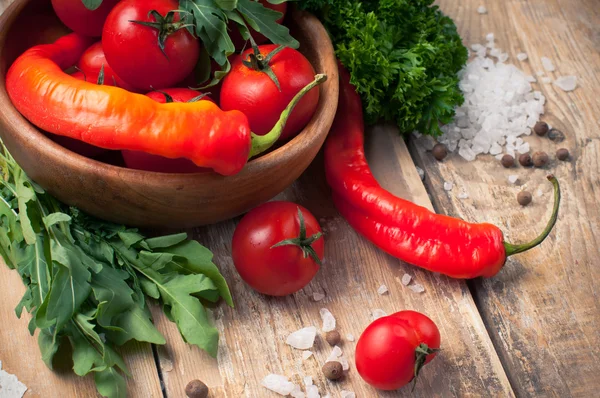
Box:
xmin=154 ymin=126 xmax=513 ymax=397
xmin=411 ymin=0 xmax=600 ymax=396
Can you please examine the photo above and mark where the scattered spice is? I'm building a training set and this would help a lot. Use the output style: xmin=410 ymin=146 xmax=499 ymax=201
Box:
xmin=501 ymin=154 xmax=515 ymax=168
xmin=322 ymin=361 xmax=344 ymax=381
xmin=517 ymin=191 xmax=533 ymax=206
xmin=532 ymin=151 xmax=549 ymax=167
xmin=325 ymin=330 xmax=341 ymax=346
xmin=185 ymin=380 xmax=209 ymax=398
xmin=533 ymin=121 xmax=549 ymax=136
xmin=432 ymin=143 xmax=448 ymax=161
xmin=548 ymin=128 xmax=565 ymax=143
xmin=519 ymin=153 xmax=533 ymax=167
xmin=556 ymin=148 xmax=570 ymax=161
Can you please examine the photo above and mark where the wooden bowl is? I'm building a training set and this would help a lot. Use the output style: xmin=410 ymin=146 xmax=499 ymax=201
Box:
xmin=0 ymin=0 xmax=339 ymax=228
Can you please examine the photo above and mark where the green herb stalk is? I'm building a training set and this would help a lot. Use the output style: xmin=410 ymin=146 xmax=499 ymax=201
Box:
xmin=301 ymin=0 xmax=469 ymax=136
xmin=0 ymin=143 xmax=233 ymax=398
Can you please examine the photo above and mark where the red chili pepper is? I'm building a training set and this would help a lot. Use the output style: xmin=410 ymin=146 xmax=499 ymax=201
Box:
xmin=6 ymin=33 xmax=326 ymax=176
xmin=325 ymin=65 xmax=560 ymax=279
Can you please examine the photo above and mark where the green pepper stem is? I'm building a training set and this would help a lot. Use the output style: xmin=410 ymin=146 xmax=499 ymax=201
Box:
xmin=504 ymin=175 xmax=561 ymax=257
xmin=249 ymin=73 xmax=327 ymax=158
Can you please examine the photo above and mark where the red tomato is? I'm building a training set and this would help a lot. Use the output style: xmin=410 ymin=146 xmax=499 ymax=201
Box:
xmin=220 ymin=45 xmax=319 ymax=141
xmin=102 ymin=0 xmax=201 ymax=90
xmin=355 ymin=311 xmax=441 ymax=391
xmin=232 ymin=202 xmax=323 ymax=296
xmin=51 ymin=0 xmax=120 ymax=37
xmin=229 ymin=0 xmax=287 ymax=50
xmin=76 ymin=42 xmax=137 ymax=91
xmin=121 ymin=88 xmax=212 ymax=173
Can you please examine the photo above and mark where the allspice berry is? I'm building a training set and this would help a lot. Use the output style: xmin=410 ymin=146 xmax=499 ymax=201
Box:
xmin=501 ymin=154 xmax=514 ymax=168
xmin=518 ymin=153 xmax=533 ymax=167
xmin=185 ymin=380 xmax=209 ymax=398
xmin=556 ymin=148 xmax=570 ymax=161
xmin=322 ymin=361 xmax=344 ymax=381
xmin=548 ymin=128 xmax=566 ymax=143
xmin=325 ymin=330 xmax=341 ymax=346
xmin=517 ymin=191 xmax=533 ymax=206
xmin=533 ymin=121 xmax=549 ymax=136
xmin=432 ymin=143 xmax=448 ymax=161
xmin=532 ymin=151 xmax=549 ymax=167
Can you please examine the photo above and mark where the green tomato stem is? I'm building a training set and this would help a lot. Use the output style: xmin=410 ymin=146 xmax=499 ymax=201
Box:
xmin=249 ymin=73 xmax=327 ymax=159
xmin=504 ymin=175 xmax=561 ymax=257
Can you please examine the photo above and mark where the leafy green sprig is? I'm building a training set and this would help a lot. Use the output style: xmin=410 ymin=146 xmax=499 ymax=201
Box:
xmin=0 ymin=144 xmax=233 ymax=398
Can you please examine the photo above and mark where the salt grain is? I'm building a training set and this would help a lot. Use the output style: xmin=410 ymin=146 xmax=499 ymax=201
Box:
xmin=377 ymin=284 xmax=389 ymax=295
xmin=458 ymin=191 xmax=470 ymax=199
xmin=372 ymin=309 xmax=387 ymax=320
xmin=541 ymin=77 xmax=552 ymax=84
xmin=517 ymin=53 xmax=528 ymax=61
xmin=525 ymin=75 xmax=537 ymax=83
xmin=486 ymin=33 xmax=495 ymax=42
xmin=541 ymin=57 xmax=555 ymax=72
xmin=401 ymin=273 xmax=412 ymax=286
xmin=286 ymin=327 xmax=317 ymax=350
xmin=261 ymin=374 xmax=295 ymax=396
xmin=0 ymin=361 xmax=27 ymax=398
xmin=408 ymin=284 xmax=425 ymax=294
xmin=341 ymin=391 xmax=356 ymax=398
xmin=416 ymin=166 xmax=425 ymax=180
xmin=303 ymin=376 xmax=313 ymax=386
xmin=291 ymin=385 xmax=305 ymax=398
xmin=508 ymin=175 xmax=519 ymax=184
xmin=346 ymin=334 xmax=355 ymax=342
xmin=326 ymin=346 xmax=343 ymax=363
xmin=537 ymin=189 xmax=544 ymax=197
xmin=302 ymin=351 xmax=314 ymax=360
xmin=312 ymin=292 xmax=325 ymax=302
xmin=338 ymin=356 xmax=350 ymax=371
xmin=477 ymin=6 xmax=488 ymax=14
xmin=306 ymin=385 xmax=320 ymax=398
xmin=320 ymin=308 xmax=336 ymax=332
xmin=554 ymin=76 xmax=578 ymax=92
xmin=444 ymin=181 xmax=454 ymax=191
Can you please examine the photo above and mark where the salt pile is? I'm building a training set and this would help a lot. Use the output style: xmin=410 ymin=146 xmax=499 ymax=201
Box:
xmin=432 ymin=33 xmax=546 ymax=161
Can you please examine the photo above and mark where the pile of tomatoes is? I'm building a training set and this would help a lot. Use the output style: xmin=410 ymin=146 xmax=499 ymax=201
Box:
xmin=49 ymin=0 xmax=319 ymax=173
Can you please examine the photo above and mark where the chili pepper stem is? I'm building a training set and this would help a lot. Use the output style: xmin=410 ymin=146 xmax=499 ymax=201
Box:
xmin=504 ymin=175 xmax=561 ymax=257
xmin=249 ymin=73 xmax=327 ymax=158
xmin=271 ymin=207 xmax=323 ymax=265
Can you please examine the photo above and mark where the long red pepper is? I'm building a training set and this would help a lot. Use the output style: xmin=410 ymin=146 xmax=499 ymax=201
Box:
xmin=6 ymin=33 xmax=325 ymax=176
xmin=325 ymin=65 xmax=560 ymax=279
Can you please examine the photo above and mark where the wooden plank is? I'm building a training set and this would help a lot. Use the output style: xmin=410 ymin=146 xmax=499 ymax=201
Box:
xmin=0 ymin=1 xmax=163 ymax=396
xmin=154 ymin=127 xmax=514 ymax=397
xmin=410 ymin=0 xmax=600 ymax=396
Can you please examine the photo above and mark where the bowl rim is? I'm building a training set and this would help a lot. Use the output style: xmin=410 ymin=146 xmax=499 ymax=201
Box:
xmin=0 ymin=0 xmax=336 ymax=182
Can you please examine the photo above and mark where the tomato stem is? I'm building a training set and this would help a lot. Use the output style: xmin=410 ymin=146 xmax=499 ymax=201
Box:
xmin=504 ymin=175 xmax=560 ymax=257
xmin=249 ymin=73 xmax=327 ymax=158
xmin=271 ymin=208 xmax=323 ymax=266
xmin=97 ymin=64 xmax=105 ymax=85
xmin=412 ymin=343 xmax=438 ymax=392
xmin=130 ymin=10 xmax=189 ymax=58
xmin=242 ymin=36 xmax=286 ymax=91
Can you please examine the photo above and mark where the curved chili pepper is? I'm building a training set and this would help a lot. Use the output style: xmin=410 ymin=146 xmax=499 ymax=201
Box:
xmin=6 ymin=33 xmax=326 ymax=176
xmin=325 ymin=65 xmax=560 ymax=279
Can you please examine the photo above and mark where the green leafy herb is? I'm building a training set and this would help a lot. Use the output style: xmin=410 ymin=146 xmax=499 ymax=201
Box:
xmin=0 ymin=143 xmax=233 ymax=398
xmin=301 ymin=0 xmax=468 ymax=136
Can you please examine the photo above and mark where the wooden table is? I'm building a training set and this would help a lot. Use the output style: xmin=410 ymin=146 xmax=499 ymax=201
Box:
xmin=0 ymin=0 xmax=598 ymax=397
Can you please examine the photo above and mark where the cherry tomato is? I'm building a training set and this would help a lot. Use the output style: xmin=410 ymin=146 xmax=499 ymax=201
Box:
xmin=355 ymin=311 xmax=441 ymax=391
xmin=102 ymin=0 xmax=201 ymax=90
xmin=51 ymin=0 xmax=120 ymax=37
xmin=229 ymin=0 xmax=287 ymax=50
xmin=232 ymin=201 xmax=323 ymax=296
xmin=122 ymin=88 xmax=212 ymax=173
xmin=76 ymin=42 xmax=137 ymax=91
xmin=220 ymin=45 xmax=319 ymax=141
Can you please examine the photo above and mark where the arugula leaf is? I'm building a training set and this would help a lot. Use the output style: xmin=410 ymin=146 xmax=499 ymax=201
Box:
xmin=95 ymin=368 xmax=127 ymax=398
xmin=81 ymin=0 xmax=103 ymax=11
xmin=38 ymin=328 xmax=59 ymax=369
xmin=90 ymin=267 xmax=135 ymax=328
xmin=108 ymin=306 xmax=166 ymax=345
xmin=237 ymin=0 xmax=298 ymax=48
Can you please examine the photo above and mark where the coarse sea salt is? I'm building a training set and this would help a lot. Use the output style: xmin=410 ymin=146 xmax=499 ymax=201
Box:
xmin=554 ymin=76 xmax=578 ymax=92
xmin=261 ymin=374 xmax=295 ymax=396
xmin=444 ymin=181 xmax=454 ymax=191
xmin=0 ymin=361 xmax=27 ymax=398
xmin=302 ymin=351 xmax=313 ymax=360
xmin=320 ymin=308 xmax=336 ymax=332
xmin=312 ymin=292 xmax=325 ymax=302
xmin=372 ymin=309 xmax=387 ymax=320
xmin=541 ymin=77 xmax=552 ymax=84
xmin=377 ymin=284 xmax=389 ymax=295
xmin=401 ymin=273 xmax=412 ymax=286
xmin=306 ymin=385 xmax=320 ymax=398
xmin=477 ymin=6 xmax=487 ymax=14
xmin=408 ymin=284 xmax=426 ymax=294
xmin=286 ymin=327 xmax=317 ymax=350
xmin=341 ymin=391 xmax=356 ymax=398
xmin=458 ymin=191 xmax=470 ymax=200
xmin=326 ymin=346 xmax=343 ymax=363
xmin=304 ymin=376 xmax=313 ymax=386
xmin=541 ymin=57 xmax=555 ymax=72
xmin=416 ymin=166 xmax=425 ymax=180
xmin=422 ymin=33 xmax=545 ymax=162
xmin=517 ymin=53 xmax=528 ymax=61
xmin=346 ymin=334 xmax=355 ymax=342
xmin=508 ymin=175 xmax=519 ymax=184
xmin=291 ymin=385 xmax=305 ymax=398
